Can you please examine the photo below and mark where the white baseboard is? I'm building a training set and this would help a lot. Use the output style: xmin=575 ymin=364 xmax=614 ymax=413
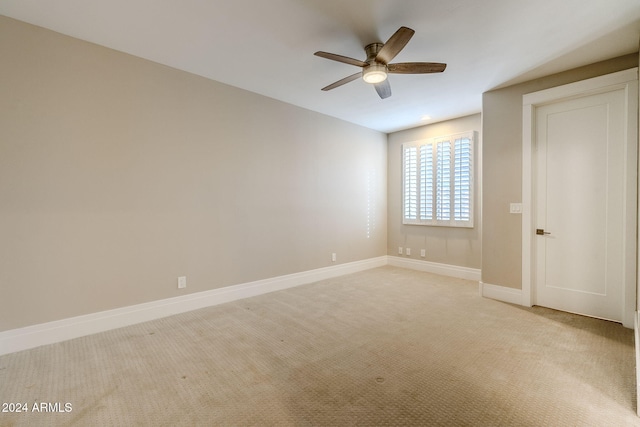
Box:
xmin=0 ymin=256 xmax=483 ymax=356
xmin=0 ymin=256 xmax=387 ymax=356
xmin=387 ymin=256 xmax=481 ymax=281
xmin=479 ymin=281 xmax=523 ymax=305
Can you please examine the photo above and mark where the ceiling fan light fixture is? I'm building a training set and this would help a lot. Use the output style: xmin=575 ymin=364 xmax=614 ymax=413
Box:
xmin=362 ymin=63 xmax=388 ymax=84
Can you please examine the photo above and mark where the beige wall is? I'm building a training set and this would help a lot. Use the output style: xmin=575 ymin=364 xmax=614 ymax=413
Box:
xmin=482 ymin=53 xmax=639 ymax=289
xmin=387 ymin=114 xmax=482 ymax=269
xmin=0 ymin=16 xmax=388 ymax=331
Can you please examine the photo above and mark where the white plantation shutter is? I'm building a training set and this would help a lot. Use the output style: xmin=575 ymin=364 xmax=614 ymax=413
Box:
xmin=420 ymin=144 xmax=433 ymax=220
xmin=403 ymin=146 xmax=418 ymax=220
xmin=402 ymin=131 xmax=475 ymax=227
xmin=436 ymin=139 xmax=451 ymax=221
xmin=454 ymin=136 xmax=472 ymax=221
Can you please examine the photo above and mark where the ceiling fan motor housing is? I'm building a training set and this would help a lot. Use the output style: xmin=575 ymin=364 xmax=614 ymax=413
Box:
xmin=365 ymin=43 xmax=383 ymax=60
xmin=362 ymin=43 xmax=388 ymax=83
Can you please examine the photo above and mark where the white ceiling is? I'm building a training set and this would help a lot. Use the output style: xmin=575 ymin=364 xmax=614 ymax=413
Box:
xmin=1 ymin=0 xmax=639 ymax=133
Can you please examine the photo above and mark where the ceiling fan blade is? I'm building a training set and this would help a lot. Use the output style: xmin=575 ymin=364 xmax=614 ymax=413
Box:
xmin=388 ymin=62 xmax=447 ymax=74
xmin=321 ymin=72 xmax=362 ymax=91
xmin=375 ymin=26 xmax=415 ymax=64
xmin=314 ymin=51 xmax=368 ymax=68
xmin=374 ymin=79 xmax=391 ymax=99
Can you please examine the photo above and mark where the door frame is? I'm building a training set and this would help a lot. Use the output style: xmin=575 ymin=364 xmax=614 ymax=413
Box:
xmin=521 ymin=68 xmax=638 ymax=328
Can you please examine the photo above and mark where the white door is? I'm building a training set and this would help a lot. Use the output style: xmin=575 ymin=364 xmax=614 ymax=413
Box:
xmin=534 ymin=87 xmax=632 ymax=322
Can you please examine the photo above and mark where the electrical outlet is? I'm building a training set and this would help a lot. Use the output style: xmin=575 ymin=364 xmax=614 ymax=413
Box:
xmin=178 ymin=276 xmax=187 ymax=289
xmin=398 ymin=247 xmax=403 ymax=255
xmin=421 ymin=249 xmax=426 ymax=257
xmin=406 ymin=248 xmax=411 ymax=256
xmin=331 ymin=253 xmax=337 ymax=262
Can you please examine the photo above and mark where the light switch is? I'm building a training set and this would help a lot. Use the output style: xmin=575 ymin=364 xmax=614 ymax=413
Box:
xmin=510 ymin=203 xmax=523 ymax=214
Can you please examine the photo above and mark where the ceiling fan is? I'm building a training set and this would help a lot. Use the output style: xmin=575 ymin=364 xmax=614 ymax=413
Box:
xmin=314 ymin=26 xmax=446 ymax=99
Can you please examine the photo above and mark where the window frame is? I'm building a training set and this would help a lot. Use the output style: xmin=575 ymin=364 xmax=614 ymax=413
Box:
xmin=402 ymin=131 xmax=476 ymax=228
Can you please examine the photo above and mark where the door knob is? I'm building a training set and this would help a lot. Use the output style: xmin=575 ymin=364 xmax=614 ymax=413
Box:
xmin=536 ymin=229 xmax=551 ymax=235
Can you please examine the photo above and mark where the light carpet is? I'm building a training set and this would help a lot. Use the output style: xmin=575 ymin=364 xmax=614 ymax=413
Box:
xmin=0 ymin=266 xmax=637 ymax=426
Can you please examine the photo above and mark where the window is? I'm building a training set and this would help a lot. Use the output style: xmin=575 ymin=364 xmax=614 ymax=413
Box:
xmin=402 ymin=131 xmax=475 ymax=227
